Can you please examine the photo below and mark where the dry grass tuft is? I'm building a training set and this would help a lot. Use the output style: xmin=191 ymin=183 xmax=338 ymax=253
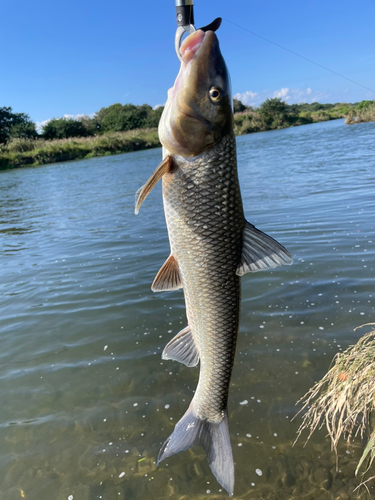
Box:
xmin=294 ymin=324 xmax=375 ymax=482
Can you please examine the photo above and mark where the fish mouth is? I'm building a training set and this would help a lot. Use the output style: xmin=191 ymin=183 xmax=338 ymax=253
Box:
xmin=180 ymin=30 xmax=205 ymax=64
xmin=180 ymin=30 xmax=219 ymax=68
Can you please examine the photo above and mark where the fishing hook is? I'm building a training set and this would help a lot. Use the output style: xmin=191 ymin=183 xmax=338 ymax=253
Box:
xmin=174 ymin=4 xmax=223 ymax=62
xmin=175 ymin=0 xmax=196 ymax=62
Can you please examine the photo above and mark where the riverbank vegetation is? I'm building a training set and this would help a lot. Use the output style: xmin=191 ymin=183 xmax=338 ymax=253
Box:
xmin=233 ymin=98 xmax=353 ymax=135
xmin=345 ymin=100 xmax=375 ymax=125
xmin=0 ymin=129 xmax=159 ymax=170
xmin=0 ymin=99 xmax=372 ymax=170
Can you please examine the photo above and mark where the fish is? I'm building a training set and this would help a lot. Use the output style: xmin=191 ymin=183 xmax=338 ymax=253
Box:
xmin=135 ymin=26 xmax=292 ymax=496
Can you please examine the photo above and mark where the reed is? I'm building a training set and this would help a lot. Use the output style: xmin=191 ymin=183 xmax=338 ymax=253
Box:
xmin=294 ymin=324 xmax=375 ymax=489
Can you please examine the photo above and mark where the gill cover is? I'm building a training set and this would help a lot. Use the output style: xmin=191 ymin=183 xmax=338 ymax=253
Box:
xmin=159 ymin=29 xmax=233 ymax=157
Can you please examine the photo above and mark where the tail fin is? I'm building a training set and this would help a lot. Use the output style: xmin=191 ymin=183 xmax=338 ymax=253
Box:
xmin=157 ymin=406 xmax=234 ymax=496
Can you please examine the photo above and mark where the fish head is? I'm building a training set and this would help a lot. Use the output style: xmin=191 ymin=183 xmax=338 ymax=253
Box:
xmin=159 ymin=30 xmax=233 ymax=157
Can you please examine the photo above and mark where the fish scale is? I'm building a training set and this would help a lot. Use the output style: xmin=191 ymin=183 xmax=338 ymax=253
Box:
xmin=163 ymin=135 xmax=243 ymax=422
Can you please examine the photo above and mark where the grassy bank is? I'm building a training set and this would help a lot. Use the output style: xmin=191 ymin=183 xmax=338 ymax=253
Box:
xmin=0 ymin=128 xmax=160 ymax=170
xmin=234 ymin=103 xmax=351 ymax=135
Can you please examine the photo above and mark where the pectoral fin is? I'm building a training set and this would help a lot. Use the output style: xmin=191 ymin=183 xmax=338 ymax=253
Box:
xmin=135 ymin=155 xmax=173 ymax=214
xmin=152 ymin=254 xmax=182 ymax=292
xmin=237 ymin=221 xmax=293 ymax=275
xmin=162 ymin=326 xmax=199 ymax=367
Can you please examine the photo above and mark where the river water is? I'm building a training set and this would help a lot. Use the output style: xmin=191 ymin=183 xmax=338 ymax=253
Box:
xmin=1 ymin=119 xmax=374 ymax=500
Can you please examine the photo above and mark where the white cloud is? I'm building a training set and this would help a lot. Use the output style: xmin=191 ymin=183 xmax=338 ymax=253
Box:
xmin=35 ymin=119 xmax=50 ymax=133
xmin=62 ymin=113 xmax=94 ymax=120
xmin=272 ymin=87 xmax=324 ymax=102
xmin=273 ymin=87 xmax=290 ymax=99
xmin=233 ymin=90 xmax=258 ymax=106
xmin=233 ymin=90 xmax=262 ymax=107
xmin=234 ymin=87 xmax=329 ymax=107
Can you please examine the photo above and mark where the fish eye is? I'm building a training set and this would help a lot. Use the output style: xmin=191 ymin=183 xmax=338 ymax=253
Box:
xmin=209 ymin=87 xmax=222 ymax=102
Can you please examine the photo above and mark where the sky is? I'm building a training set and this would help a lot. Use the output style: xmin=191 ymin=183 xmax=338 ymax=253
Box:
xmin=2 ymin=0 xmax=375 ymax=126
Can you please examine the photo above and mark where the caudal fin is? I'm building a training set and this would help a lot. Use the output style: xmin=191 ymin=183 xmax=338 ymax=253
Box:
xmin=157 ymin=406 xmax=234 ymax=496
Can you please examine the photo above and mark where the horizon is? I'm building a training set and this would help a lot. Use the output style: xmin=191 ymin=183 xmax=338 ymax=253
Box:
xmin=2 ymin=0 xmax=375 ymax=125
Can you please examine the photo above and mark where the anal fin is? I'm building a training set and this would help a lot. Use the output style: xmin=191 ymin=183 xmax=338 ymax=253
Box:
xmin=152 ymin=254 xmax=182 ymax=292
xmin=237 ymin=220 xmax=293 ymax=276
xmin=162 ymin=326 xmax=199 ymax=367
xmin=135 ymin=155 xmax=173 ymax=214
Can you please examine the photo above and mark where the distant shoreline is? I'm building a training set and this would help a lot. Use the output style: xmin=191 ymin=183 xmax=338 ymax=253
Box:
xmin=0 ymin=117 xmax=344 ymax=171
xmin=0 ymin=106 xmax=373 ymax=170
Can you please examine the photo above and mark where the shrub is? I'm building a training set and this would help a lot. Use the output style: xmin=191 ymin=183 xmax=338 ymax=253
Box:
xmin=145 ymin=106 xmax=164 ymax=128
xmin=95 ymin=103 xmax=163 ymax=133
xmin=259 ymin=98 xmax=290 ymax=126
xmin=0 ymin=107 xmax=37 ymax=144
xmin=233 ymin=98 xmax=247 ymax=113
xmin=42 ymin=118 xmax=94 ymax=140
xmin=345 ymin=101 xmax=375 ymax=125
xmin=357 ymin=100 xmax=375 ymax=111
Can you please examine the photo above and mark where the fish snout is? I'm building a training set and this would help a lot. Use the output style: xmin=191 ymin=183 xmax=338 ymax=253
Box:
xmin=180 ymin=30 xmax=220 ymax=65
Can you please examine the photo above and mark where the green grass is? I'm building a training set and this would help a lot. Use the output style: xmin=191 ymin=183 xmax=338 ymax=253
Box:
xmin=0 ymin=128 xmax=160 ymax=170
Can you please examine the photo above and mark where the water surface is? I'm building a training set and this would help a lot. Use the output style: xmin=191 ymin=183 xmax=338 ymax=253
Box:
xmin=1 ymin=119 xmax=375 ymax=499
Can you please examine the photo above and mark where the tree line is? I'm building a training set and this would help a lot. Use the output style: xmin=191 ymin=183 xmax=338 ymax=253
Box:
xmin=233 ymin=97 xmax=354 ymax=124
xmin=1 ymin=99 xmax=373 ymax=145
xmin=0 ymin=104 xmax=164 ymax=144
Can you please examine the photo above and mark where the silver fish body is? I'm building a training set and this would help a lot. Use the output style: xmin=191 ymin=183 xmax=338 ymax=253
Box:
xmin=135 ymin=27 xmax=292 ymax=496
xmin=162 ymin=134 xmax=242 ymax=423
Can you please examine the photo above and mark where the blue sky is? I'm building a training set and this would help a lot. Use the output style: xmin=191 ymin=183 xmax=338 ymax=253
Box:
xmin=2 ymin=0 xmax=375 ymax=125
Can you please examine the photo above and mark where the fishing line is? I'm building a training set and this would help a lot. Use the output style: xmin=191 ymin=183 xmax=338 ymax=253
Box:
xmin=223 ymin=18 xmax=375 ymax=96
